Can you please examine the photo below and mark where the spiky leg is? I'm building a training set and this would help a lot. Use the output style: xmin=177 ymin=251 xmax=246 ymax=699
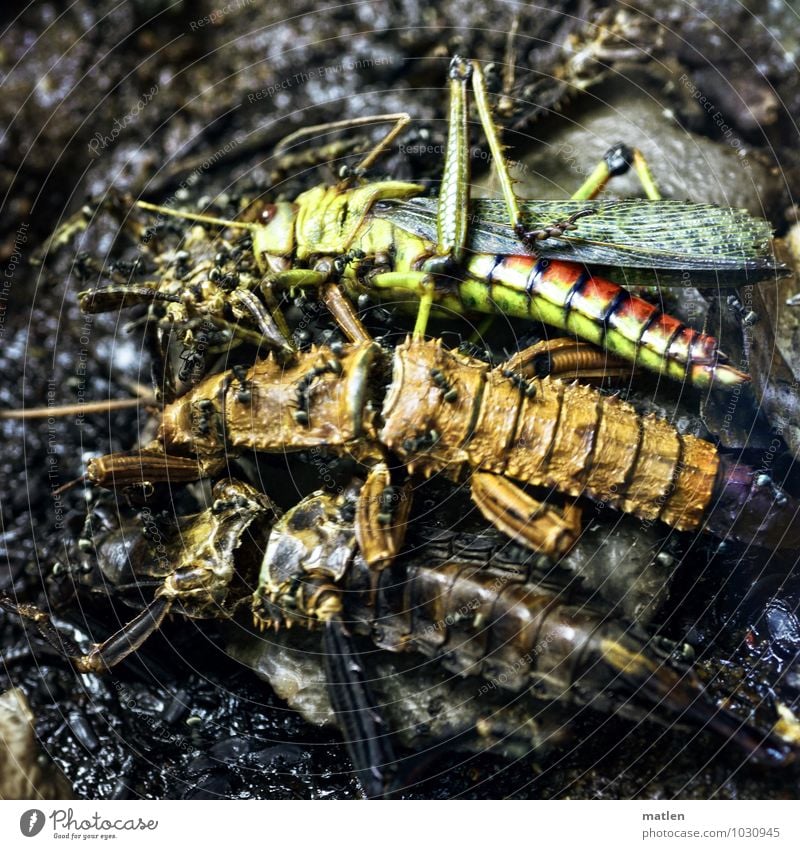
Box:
xmin=355 ymin=463 xmax=412 ymax=570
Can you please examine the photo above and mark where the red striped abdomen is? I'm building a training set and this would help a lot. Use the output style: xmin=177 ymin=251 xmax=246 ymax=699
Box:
xmin=459 ymin=254 xmax=747 ymax=389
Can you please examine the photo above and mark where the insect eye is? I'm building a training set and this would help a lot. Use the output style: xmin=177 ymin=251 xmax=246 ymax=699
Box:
xmin=260 ymin=204 xmax=276 ymax=224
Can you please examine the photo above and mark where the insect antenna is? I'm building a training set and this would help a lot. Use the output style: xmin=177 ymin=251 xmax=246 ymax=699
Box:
xmin=135 ymin=200 xmax=257 ymax=232
xmin=0 ymin=395 xmax=155 ymax=420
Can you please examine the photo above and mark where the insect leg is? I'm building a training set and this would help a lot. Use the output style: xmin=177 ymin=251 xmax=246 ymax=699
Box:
xmin=503 ymin=337 xmax=633 ymax=381
xmin=433 ymin=57 xmax=473 ymax=265
xmin=227 ymin=288 xmax=296 ymax=355
xmin=369 ymin=270 xmax=437 ymax=338
xmin=470 ymin=472 xmax=582 ymax=558
xmin=570 ymin=143 xmax=662 ymax=201
xmin=399 ymin=57 xmax=475 ymax=337
xmin=153 ymin=322 xmax=177 ymax=405
xmin=464 ymin=60 xmax=596 ymax=253
xmin=78 ymin=281 xmax=181 ymax=313
xmin=260 ymin=267 xmax=372 ymax=343
xmin=86 ymin=451 xmax=217 ymax=488
xmin=0 ymin=593 xmax=173 ymax=673
xmin=467 ymin=58 xmax=525 ymax=235
xmin=355 ymin=463 xmax=412 ymax=570
xmin=134 ymin=200 xmax=258 ymax=232
xmin=320 ymin=282 xmax=374 ymax=343
xmin=275 ymin=113 xmax=412 ymax=183
xmin=323 ymin=616 xmax=398 ymax=799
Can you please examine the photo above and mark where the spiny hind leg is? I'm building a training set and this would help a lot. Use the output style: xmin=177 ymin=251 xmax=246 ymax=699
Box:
xmin=402 ymin=56 xmax=534 ymax=335
xmin=0 ymin=593 xmax=173 ymax=673
xmin=427 ymin=57 xmax=525 ymax=259
xmin=470 ymin=473 xmax=582 ymax=558
xmin=447 ymin=60 xmax=610 ymax=253
xmin=503 ymin=338 xmax=633 ymax=382
xmin=407 ymin=57 xmax=497 ymax=338
xmin=570 ymin=143 xmax=662 ymax=201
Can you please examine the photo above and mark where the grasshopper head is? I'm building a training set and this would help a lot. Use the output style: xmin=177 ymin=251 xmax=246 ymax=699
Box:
xmin=252 ymin=201 xmax=297 ymax=270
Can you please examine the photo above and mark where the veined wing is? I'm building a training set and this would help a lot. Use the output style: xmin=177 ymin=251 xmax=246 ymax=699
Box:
xmin=374 ymin=197 xmax=785 ymax=285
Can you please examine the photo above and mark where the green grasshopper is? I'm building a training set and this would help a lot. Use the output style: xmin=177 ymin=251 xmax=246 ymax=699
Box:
xmin=79 ymin=58 xmax=782 ymax=390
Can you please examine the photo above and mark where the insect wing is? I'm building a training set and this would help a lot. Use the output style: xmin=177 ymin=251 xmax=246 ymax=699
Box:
xmin=376 ymin=197 xmax=784 ymax=285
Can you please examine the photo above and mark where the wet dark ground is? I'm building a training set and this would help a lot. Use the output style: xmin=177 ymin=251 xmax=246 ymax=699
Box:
xmin=2 ymin=0 xmax=800 ymax=799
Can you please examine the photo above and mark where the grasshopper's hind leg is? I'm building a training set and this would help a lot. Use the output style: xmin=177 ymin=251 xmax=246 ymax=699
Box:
xmin=570 ymin=143 xmax=662 ymax=201
xmin=399 ymin=57 xmax=476 ymax=338
xmin=455 ymin=58 xmax=662 ymax=243
xmin=470 ymin=473 xmax=582 ymax=559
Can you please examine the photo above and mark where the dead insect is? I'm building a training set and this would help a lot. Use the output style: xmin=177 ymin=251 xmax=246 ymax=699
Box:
xmin=251 ymin=485 xmax=798 ymax=796
xmin=5 ymin=479 xmax=797 ymax=798
xmin=88 ymin=333 xmax=800 ymax=564
xmin=75 ymin=58 xmax=782 ymax=390
xmin=1 ymin=479 xmax=277 ymax=673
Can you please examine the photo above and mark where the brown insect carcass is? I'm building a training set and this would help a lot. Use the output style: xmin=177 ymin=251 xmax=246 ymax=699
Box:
xmin=251 ymin=483 xmax=798 ymax=795
xmin=87 ymin=335 xmax=800 ymax=565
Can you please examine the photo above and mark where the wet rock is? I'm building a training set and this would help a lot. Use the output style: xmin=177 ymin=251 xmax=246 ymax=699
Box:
xmin=226 ymin=626 xmax=570 ymax=764
xmin=208 ymin=736 xmax=251 ymax=764
xmin=562 ymin=516 xmax=672 ymax=626
xmin=492 ymin=73 xmax=781 ymax=214
xmin=745 ymin=225 xmax=800 ymax=459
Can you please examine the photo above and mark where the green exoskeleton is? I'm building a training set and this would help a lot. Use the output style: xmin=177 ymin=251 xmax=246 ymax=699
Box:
xmin=76 ymin=58 xmax=781 ymax=392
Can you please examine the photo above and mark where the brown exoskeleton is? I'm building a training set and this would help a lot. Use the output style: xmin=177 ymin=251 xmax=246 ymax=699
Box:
xmin=88 ymin=334 xmax=800 ymax=567
xmin=5 ymin=478 xmax=798 ymax=798
xmin=251 ymin=483 xmax=799 ymax=796
xmin=1 ymin=479 xmax=278 ymax=673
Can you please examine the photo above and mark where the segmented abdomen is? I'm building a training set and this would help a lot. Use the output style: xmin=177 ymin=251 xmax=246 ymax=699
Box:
xmin=470 ymin=375 xmax=720 ymax=532
xmin=381 ymin=339 xmax=720 ymax=533
xmin=458 ymin=254 xmax=747 ymax=389
xmin=364 ymin=556 xmax=733 ymax=728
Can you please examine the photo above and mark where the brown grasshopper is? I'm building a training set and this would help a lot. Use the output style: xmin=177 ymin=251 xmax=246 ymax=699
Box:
xmin=86 ymin=333 xmax=800 ymax=567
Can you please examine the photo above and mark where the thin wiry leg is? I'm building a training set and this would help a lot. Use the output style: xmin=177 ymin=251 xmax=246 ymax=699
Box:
xmin=0 ymin=593 xmax=172 ymax=673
